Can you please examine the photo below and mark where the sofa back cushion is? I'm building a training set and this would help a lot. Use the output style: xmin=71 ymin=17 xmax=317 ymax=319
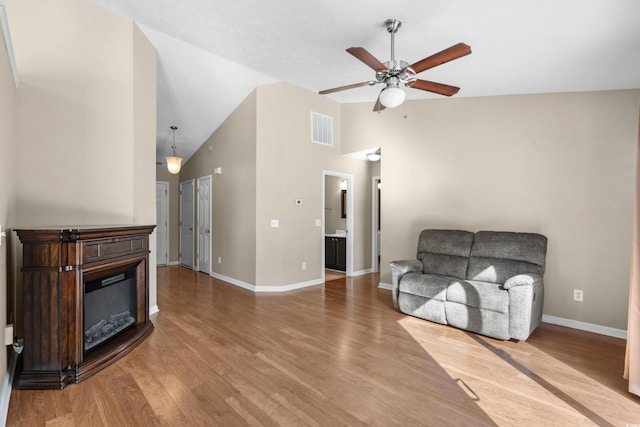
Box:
xmin=417 ymin=230 xmax=474 ymax=279
xmin=467 ymin=231 xmax=547 ymax=284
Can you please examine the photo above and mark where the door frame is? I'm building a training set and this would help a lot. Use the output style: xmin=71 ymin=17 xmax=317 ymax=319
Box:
xmin=156 ymin=181 xmax=169 ymax=266
xmin=197 ymin=175 xmax=212 ymax=274
xmin=371 ymin=176 xmax=381 ymax=273
xmin=322 ymin=170 xmax=354 ymax=278
xmin=179 ymin=179 xmax=195 ymax=269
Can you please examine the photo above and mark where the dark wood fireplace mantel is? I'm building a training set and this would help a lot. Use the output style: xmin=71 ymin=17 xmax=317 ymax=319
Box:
xmin=15 ymin=225 xmax=155 ymax=389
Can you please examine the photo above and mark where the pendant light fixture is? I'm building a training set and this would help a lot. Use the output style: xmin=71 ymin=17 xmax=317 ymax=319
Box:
xmin=165 ymin=125 xmax=182 ymax=174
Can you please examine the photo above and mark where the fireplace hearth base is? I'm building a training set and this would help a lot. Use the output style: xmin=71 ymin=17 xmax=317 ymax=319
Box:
xmin=15 ymin=225 xmax=155 ymax=390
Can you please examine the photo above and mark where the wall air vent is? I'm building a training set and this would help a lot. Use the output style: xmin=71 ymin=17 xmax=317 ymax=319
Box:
xmin=311 ymin=112 xmax=333 ymax=146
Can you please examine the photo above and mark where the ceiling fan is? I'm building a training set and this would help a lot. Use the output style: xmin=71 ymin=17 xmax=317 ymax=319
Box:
xmin=319 ymin=19 xmax=471 ymax=111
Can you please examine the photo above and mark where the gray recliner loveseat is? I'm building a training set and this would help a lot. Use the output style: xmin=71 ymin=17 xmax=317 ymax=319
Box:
xmin=391 ymin=229 xmax=547 ymax=341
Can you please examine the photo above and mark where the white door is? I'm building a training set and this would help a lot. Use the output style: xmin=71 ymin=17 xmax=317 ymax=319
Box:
xmin=156 ymin=182 xmax=169 ymax=266
xmin=371 ymin=177 xmax=381 ymax=273
xmin=197 ymin=175 xmax=212 ymax=273
xmin=180 ymin=179 xmax=195 ymax=268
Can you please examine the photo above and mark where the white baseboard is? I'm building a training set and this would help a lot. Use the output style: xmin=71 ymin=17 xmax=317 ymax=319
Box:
xmin=149 ymin=305 xmax=159 ymax=316
xmin=542 ymin=314 xmax=627 ymax=339
xmin=351 ymin=268 xmax=372 ymax=277
xmin=0 ymin=349 xmax=17 ymax=427
xmin=378 ymin=282 xmax=392 ymax=290
xmin=210 ymin=272 xmax=324 ymax=293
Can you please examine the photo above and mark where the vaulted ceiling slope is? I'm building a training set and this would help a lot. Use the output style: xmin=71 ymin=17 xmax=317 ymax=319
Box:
xmin=89 ymin=0 xmax=640 ymax=165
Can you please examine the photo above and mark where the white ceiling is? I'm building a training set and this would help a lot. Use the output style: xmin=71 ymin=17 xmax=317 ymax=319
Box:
xmin=89 ymin=0 xmax=640 ymax=165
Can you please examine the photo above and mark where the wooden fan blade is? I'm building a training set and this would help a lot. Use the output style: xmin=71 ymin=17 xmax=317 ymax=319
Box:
xmin=408 ymin=79 xmax=460 ymax=97
xmin=319 ymin=81 xmax=373 ymax=95
xmin=373 ymin=91 xmax=386 ymax=112
xmin=409 ymin=43 xmax=471 ymax=74
xmin=347 ymin=47 xmax=388 ymax=72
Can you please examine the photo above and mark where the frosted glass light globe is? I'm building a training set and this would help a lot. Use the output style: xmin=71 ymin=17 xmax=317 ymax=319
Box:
xmin=379 ymin=87 xmax=406 ymax=108
xmin=166 ymin=156 xmax=182 ymax=174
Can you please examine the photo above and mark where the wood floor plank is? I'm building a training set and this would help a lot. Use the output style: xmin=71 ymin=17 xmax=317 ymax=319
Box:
xmin=6 ymin=266 xmax=640 ymax=426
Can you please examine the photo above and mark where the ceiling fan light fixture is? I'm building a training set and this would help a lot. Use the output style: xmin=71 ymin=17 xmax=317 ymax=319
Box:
xmin=379 ymin=86 xmax=405 ymax=108
xmin=165 ymin=125 xmax=183 ymax=175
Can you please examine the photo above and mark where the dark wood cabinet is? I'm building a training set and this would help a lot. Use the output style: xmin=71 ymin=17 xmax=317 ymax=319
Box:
xmin=15 ymin=225 xmax=155 ymax=389
xmin=325 ymin=236 xmax=346 ymax=271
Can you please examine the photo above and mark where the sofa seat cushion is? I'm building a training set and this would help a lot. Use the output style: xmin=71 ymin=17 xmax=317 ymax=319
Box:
xmin=446 ymin=280 xmax=509 ymax=313
xmin=399 ymin=273 xmax=450 ymax=301
xmin=398 ymin=293 xmax=447 ymax=325
xmin=445 ymin=302 xmax=510 ymax=340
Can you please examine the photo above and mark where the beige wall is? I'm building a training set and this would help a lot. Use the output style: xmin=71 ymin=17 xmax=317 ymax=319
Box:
xmin=343 ymin=90 xmax=640 ymax=330
xmin=0 ymin=7 xmax=16 ymax=404
xmin=180 ymin=91 xmax=258 ymax=284
xmin=7 ymin=0 xmax=157 ymax=304
xmin=132 ymin=24 xmax=158 ymax=308
xmin=179 ymin=82 xmax=373 ymax=287
xmin=255 ymin=83 xmax=372 ymax=286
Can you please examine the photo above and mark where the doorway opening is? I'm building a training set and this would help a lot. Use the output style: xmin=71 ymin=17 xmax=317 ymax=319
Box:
xmin=323 ymin=171 xmax=354 ymax=280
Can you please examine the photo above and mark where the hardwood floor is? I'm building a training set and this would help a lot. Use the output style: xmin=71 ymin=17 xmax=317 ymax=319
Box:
xmin=324 ymin=269 xmax=345 ymax=282
xmin=7 ymin=266 xmax=640 ymax=426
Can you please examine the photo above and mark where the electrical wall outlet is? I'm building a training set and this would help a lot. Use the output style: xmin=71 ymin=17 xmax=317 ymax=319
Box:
xmin=302 ymin=262 xmax=307 ymax=270
xmin=217 ymin=257 xmax=222 ymax=264
xmin=573 ymin=289 xmax=584 ymax=302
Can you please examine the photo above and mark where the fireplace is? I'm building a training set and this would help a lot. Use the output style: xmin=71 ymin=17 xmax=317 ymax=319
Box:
xmin=16 ymin=225 xmax=155 ymax=389
xmin=84 ymin=268 xmax=137 ymax=353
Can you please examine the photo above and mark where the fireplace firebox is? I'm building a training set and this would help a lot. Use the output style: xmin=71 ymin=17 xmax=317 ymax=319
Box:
xmin=84 ymin=268 xmax=137 ymax=352
xmin=16 ymin=225 xmax=155 ymax=389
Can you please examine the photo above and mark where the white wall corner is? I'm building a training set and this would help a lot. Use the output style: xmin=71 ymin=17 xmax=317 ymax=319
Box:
xmin=378 ymin=282 xmax=392 ymax=290
xmin=149 ymin=305 xmax=159 ymax=316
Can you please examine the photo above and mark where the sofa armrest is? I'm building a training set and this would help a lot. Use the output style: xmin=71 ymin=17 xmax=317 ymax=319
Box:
xmin=504 ymin=273 xmax=545 ymax=340
xmin=503 ymin=273 xmax=543 ymax=290
xmin=390 ymin=260 xmax=423 ymax=308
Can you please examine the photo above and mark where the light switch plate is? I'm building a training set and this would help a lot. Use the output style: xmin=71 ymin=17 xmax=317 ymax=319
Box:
xmin=271 ymin=219 xmax=279 ymax=228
